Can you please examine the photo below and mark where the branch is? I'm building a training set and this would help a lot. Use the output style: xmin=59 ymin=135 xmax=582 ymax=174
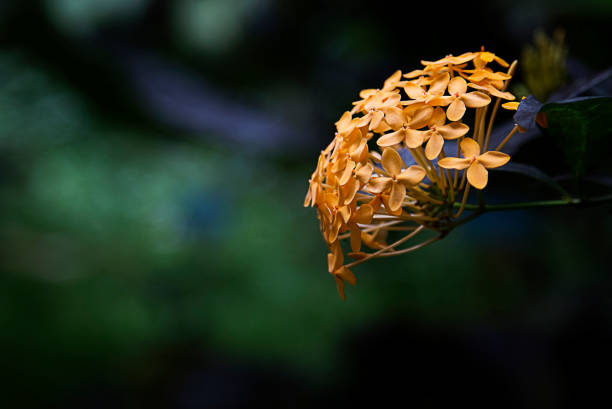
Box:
xmin=452 ymin=193 xmax=612 ymax=212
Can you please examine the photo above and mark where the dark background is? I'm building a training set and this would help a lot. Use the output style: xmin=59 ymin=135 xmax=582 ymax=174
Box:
xmin=0 ymin=1 xmax=611 ymax=407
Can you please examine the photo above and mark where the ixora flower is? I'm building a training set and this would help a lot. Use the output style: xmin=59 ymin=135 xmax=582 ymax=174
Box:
xmin=438 ymin=138 xmax=510 ymax=189
xmin=305 ymin=49 xmax=520 ymax=300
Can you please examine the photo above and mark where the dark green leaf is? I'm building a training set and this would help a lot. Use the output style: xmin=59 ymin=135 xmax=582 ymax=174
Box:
xmin=539 ymin=96 xmax=612 ymax=177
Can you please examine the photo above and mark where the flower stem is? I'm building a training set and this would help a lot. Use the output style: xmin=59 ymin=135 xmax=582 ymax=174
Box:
xmin=495 ymin=124 xmax=518 ymax=151
xmin=453 ymin=193 xmax=612 ymax=212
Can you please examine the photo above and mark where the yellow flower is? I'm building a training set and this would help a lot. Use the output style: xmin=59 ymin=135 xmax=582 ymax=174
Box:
xmin=430 ymin=77 xmax=491 ymax=121
xmin=472 ymin=49 xmax=509 ymax=68
xmin=376 ymin=105 xmax=434 ymax=148
xmin=468 ymin=80 xmax=515 ymax=100
xmin=438 ymin=138 xmax=510 ymax=189
xmin=353 ymin=92 xmax=402 ymax=130
xmin=367 ymin=148 xmax=426 ymax=211
xmin=402 ymin=107 xmax=470 ymax=159
xmin=402 ymin=73 xmax=450 ymax=109
xmin=327 ymin=241 xmax=356 ymax=301
xmin=304 ymin=153 xmax=326 ymax=207
xmin=346 ymin=204 xmax=375 ymax=253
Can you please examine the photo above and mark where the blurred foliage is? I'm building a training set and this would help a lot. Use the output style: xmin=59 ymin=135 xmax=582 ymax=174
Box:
xmin=43 ymin=0 xmax=149 ymax=35
xmin=172 ymin=0 xmax=268 ymax=55
xmin=518 ymin=30 xmax=568 ymax=101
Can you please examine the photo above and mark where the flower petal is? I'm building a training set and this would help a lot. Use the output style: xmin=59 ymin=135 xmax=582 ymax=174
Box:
xmin=359 ymin=89 xmax=377 ymax=99
xmin=331 ymin=155 xmax=347 ymax=173
xmin=349 ymin=225 xmax=361 ymax=253
xmin=303 ymin=184 xmax=313 ymax=207
xmin=467 ymin=161 xmax=488 ymax=189
xmin=349 ymin=138 xmax=368 ymax=162
xmin=460 ymin=138 xmax=481 ymax=158
xmin=369 ymin=110 xmax=385 ymax=130
xmin=355 ymin=112 xmax=372 ymax=127
xmin=479 ymin=51 xmax=495 ymax=63
xmin=353 ymin=204 xmax=374 ymax=224
xmin=468 ymin=71 xmax=511 ymax=82
xmin=335 ymin=111 xmax=354 ymax=134
xmin=381 ymin=92 xmax=401 ymax=107
xmin=428 ymin=72 xmax=450 ymax=96
xmin=382 ymin=106 xmax=404 ymax=129
xmin=477 ymin=151 xmax=510 ymax=169
xmin=388 ymin=182 xmax=406 ymax=211
xmin=502 ymin=101 xmax=519 ymax=110
xmin=438 ymin=157 xmax=471 ymax=170
xmin=381 ymin=194 xmax=403 ymax=216
xmin=462 ymin=91 xmax=491 ymax=108
xmin=383 ymin=70 xmax=402 ymax=90
xmin=334 ymin=276 xmax=346 ymax=301
xmin=335 ymin=266 xmax=356 ymax=286
xmin=468 ymin=83 xmax=515 ymax=100
xmin=397 ymin=165 xmax=426 ymax=185
xmin=377 ymin=130 xmax=405 ymax=147
xmin=437 ymin=122 xmax=469 ymax=140
xmin=355 ymin=162 xmax=373 ymax=184
xmin=446 ymin=98 xmax=466 ymax=121
xmin=493 ymin=55 xmax=510 ymax=67
xmin=448 ymin=76 xmax=468 ymax=96
xmin=368 ymin=196 xmax=382 ymax=212
xmin=342 ymin=177 xmax=360 ymax=204
xmin=381 ymin=147 xmax=404 ymax=176
xmin=403 ymin=83 xmax=426 ymax=100
xmin=404 ymin=129 xmax=425 ymax=148
xmin=403 ymin=69 xmax=425 ymax=78
xmin=428 ymin=96 xmax=452 ymax=107
xmin=338 ymin=205 xmax=352 ymax=224
xmin=425 ymin=132 xmax=444 ymax=160
xmin=371 ymin=120 xmax=391 ymax=134
xmin=339 ymin=160 xmax=356 ymax=185
xmin=408 ymin=105 xmax=433 ymax=129
xmin=328 ymin=242 xmax=343 ymax=273
xmin=429 ymin=107 xmax=446 ymax=127
xmin=367 ymin=177 xmax=392 ymax=193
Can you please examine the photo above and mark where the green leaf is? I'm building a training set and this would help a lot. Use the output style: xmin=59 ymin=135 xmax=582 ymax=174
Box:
xmin=539 ymin=96 xmax=612 ymax=177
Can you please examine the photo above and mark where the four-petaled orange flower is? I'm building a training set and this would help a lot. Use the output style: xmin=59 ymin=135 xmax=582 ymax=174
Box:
xmin=438 ymin=138 xmax=510 ymax=189
xmin=431 ymin=77 xmax=491 ymax=121
xmin=376 ymin=105 xmax=433 ymax=148
xmin=367 ymin=148 xmax=426 ymax=211
xmin=403 ymin=107 xmax=470 ymax=159
xmin=402 ymin=73 xmax=449 ymax=110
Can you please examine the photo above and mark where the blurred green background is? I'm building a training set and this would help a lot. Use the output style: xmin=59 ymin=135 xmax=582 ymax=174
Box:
xmin=0 ymin=1 xmax=611 ymax=408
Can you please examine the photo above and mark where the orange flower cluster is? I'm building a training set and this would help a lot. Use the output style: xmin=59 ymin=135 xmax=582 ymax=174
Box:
xmin=305 ymin=49 xmax=519 ymax=300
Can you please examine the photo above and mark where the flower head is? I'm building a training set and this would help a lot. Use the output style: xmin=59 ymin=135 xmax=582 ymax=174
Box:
xmin=305 ymin=49 xmax=518 ymax=300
